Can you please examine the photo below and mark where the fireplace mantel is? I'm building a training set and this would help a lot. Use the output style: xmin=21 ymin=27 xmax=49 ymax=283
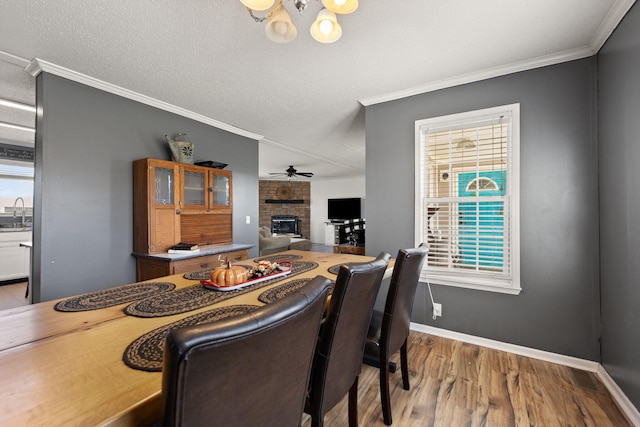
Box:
xmin=265 ymin=199 xmax=304 ymax=204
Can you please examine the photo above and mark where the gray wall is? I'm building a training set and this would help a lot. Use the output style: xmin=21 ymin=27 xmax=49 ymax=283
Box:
xmin=598 ymin=3 xmax=640 ymax=410
xmin=33 ymin=73 xmax=259 ymax=302
xmin=365 ymin=58 xmax=600 ymax=361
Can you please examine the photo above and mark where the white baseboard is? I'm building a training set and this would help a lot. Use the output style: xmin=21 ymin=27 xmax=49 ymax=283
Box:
xmin=596 ymin=365 xmax=640 ymax=426
xmin=410 ymin=323 xmax=640 ymax=425
xmin=410 ymin=323 xmax=599 ymax=371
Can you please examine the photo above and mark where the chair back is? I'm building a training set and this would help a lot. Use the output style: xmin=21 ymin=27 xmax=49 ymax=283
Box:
xmin=161 ymin=276 xmax=332 ymax=427
xmin=308 ymin=253 xmax=391 ymax=417
xmin=382 ymin=247 xmax=428 ymax=356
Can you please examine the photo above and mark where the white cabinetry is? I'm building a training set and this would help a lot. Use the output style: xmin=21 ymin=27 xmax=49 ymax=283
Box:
xmin=324 ymin=221 xmax=344 ymax=246
xmin=0 ymin=231 xmax=31 ymax=282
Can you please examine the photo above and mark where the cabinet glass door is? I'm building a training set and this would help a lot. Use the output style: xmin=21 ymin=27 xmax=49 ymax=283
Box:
xmin=212 ymin=174 xmax=230 ymax=207
xmin=183 ymin=170 xmax=206 ymax=207
xmin=154 ymin=167 xmax=174 ymax=205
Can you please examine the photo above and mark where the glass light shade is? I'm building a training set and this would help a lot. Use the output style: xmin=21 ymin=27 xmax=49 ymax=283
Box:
xmin=322 ymin=0 xmax=358 ymax=14
xmin=310 ymin=9 xmax=342 ymax=43
xmin=265 ymin=8 xmax=297 ymax=43
xmin=240 ymin=0 xmax=275 ymax=11
xmin=319 ymin=19 xmax=333 ymax=35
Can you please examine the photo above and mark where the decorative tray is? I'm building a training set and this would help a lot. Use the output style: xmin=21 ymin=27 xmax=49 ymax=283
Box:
xmin=200 ymin=261 xmax=292 ymax=292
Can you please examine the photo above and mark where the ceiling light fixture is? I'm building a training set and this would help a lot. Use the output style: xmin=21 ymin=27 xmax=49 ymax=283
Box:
xmin=242 ymin=0 xmax=358 ymax=44
xmin=0 ymin=99 xmax=36 ymax=113
xmin=0 ymin=122 xmax=35 ymax=133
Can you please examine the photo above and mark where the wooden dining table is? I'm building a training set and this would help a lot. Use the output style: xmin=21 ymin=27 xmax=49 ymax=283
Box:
xmin=0 ymin=250 xmax=392 ymax=427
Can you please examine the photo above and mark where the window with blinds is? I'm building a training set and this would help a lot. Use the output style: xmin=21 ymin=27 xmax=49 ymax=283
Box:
xmin=0 ymin=163 xmax=34 ymax=179
xmin=0 ymin=161 xmax=34 ymax=215
xmin=415 ymin=104 xmax=520 ymax=294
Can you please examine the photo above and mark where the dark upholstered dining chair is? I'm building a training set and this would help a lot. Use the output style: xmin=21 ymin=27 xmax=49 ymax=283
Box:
xmin=305 ymin=252 xmax=391 ymax=427
xmin=363 ymin=247 xmax=428 ymax=425
xmin=160 ymin=276 xmax=332 ymax=427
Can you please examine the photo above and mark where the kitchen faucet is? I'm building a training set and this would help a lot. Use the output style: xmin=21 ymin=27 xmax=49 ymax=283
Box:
xmin=12 ymin=197 xmax=25 ymax=228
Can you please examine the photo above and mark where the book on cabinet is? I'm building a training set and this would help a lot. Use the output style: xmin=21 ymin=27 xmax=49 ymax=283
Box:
xmin=170 ymin=243 xmax=199 ymax=251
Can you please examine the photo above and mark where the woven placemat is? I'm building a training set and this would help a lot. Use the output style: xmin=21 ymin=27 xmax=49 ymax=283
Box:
xmin=125 ymin=261 xmax=319 ymax=318
xmin=253 ymin=254 xmax=303 ymax=263
xmin=257 ymin=278 xmax=335 ymax=304
xmin=183 ymin=264 xmax=253 ymax=281
xmin=327 ymin=262 xmax=361 ymax=275
xmin=123 ymin=304 xmax=259 ymax=372
xmin=182 ymin=255 xmax=303 ymax=280
xmin=54 ymin=282 xmax=176 ymax=312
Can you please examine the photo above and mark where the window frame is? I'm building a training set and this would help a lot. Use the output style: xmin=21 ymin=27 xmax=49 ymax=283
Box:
xmin=414 ymin=104 xmax=521 ymax=295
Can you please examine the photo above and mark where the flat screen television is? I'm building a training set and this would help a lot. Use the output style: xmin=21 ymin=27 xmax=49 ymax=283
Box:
xmin=328 ymin=198 xmax=361 ymax=221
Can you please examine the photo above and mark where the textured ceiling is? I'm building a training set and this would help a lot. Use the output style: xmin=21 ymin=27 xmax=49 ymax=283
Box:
xmin=0 ymin=0 xmax=635 ymax=177
xmin=0 ymin=60 xmax=35 ymax=147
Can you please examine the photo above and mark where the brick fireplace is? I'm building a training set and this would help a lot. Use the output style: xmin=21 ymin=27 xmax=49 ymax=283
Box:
xmin=259 ymin=180 xmax=310 ymax=239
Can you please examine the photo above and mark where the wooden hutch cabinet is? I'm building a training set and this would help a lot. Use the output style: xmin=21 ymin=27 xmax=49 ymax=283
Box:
xmin=132 ymin=158 xmax=249 ymax=281
xmin=133 ymin=158 xmax=181 ymax=254
xmin=181 ymin=164 xmax=232 ymax=214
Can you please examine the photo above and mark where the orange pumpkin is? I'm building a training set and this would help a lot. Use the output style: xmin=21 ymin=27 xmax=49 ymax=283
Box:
xmin=211 ymin=262 xmax=248 ymax=287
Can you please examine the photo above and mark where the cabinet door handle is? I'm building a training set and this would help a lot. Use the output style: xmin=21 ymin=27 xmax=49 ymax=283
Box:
xmin=200 ymin=263 xmax=209 ymax=268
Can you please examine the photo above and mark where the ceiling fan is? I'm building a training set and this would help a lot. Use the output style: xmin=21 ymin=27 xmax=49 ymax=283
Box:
xmin=269 ymin=165 xmax=314 ymax=179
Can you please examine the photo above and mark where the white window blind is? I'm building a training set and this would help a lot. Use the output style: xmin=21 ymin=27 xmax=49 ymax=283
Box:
xmin=415 ymin=104 xmax=520 ymax=294
xmin=0 ymin=163 xmax=34 ymax=179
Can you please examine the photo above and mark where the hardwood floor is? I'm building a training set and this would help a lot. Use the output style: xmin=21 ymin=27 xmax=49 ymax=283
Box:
xmin=302 ymin=331 xmax=631 ymax=427
xmin=0 ymin=281 xmax=29 ymax=311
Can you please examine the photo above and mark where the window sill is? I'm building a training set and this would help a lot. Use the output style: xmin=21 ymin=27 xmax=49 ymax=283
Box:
xmin=420 ymin=271 xmax=521 ymax=295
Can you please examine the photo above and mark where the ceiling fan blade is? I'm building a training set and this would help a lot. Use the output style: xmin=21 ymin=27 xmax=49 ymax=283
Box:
xmin=269 ymin=166 xmax=313 ymax=178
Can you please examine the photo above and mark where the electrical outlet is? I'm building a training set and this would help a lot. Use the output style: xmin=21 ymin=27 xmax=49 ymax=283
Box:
xmin=433 ymin=303 xmax=442 ymax=318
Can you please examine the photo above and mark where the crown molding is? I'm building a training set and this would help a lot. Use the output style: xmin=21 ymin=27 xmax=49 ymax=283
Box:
xmin=25 ymin=59 xmax=263 ymax=142
xmin=359 ymin=46 xmax=594 ymax=106
xmin=360 ymin=0 xmax=636 ymax=106
xmin=0 ymin=50 xmax=31 ymax=68
xmin=589 ymin=0 xmax=637 ymax=52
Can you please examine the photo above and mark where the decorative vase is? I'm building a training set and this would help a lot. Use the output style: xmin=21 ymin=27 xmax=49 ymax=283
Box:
xmin=166 ymin=133 xmax=194 ymax=164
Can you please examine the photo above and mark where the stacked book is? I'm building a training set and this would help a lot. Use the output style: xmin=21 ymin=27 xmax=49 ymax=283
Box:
xmin=168 ymin=243 xmax=200 ymax=254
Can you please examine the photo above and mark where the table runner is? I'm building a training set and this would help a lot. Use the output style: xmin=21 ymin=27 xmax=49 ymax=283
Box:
xmin=257 ymin=278 xmax=314 ymax=304
xmin=123 ymin=304 xmax=259 ymax=372
xmin=125 ymin=261 xmax=319 ymax=318
xmin=327 ymin=262 xmax=360 ymax=275
xmin=253 ymin=254 xmax=303 ymax=263
xmin=183 ymin=254 xmax=304 ymax=280
xmin=54 ymin=282 xmax=176 ymax=312
xmin=256 ymin=278 xmax=335 ymax=304
xmin=183 ymin=263 xmax=253 ymax=281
